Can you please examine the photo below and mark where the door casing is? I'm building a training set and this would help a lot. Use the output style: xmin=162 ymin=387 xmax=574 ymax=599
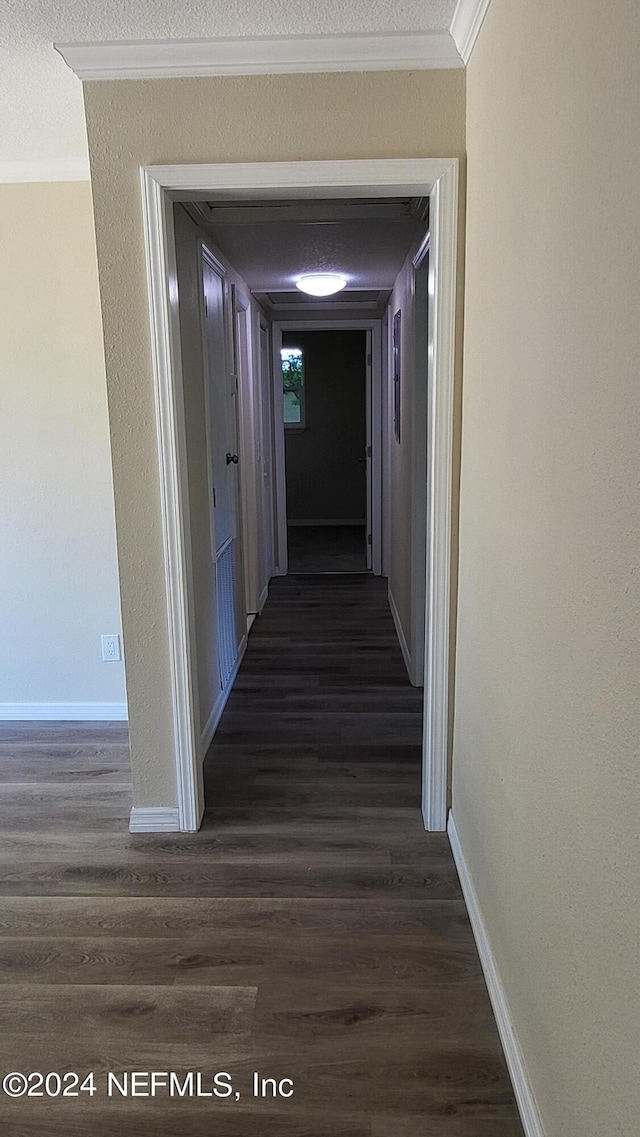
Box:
xmin=140 ymin=158 xmax=458 ymax=833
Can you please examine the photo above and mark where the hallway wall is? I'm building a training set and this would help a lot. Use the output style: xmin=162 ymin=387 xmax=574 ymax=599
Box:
xmin=386 ymin=235 xmax=430 ymax=686
xmin=81 ymin=69 xmax=465 ymax=809
xmin=174 ymin=205 xmax=266 ymax=744
xmin=453 ymin=1 xmax=640 ymax=1134
xmin=0 ymin=180 xmax=125 ymax=716
xmin=283 ymin=329 xmax=367 ymax=523
xmin=386 ymin=248 xmax=416 ymax=675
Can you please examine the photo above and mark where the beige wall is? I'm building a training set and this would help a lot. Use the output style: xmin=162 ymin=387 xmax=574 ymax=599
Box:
xmin=0 ymin=181 xmax=125 ymax=711
xmin=453 ymin=2 xmax=640 ymax=1135
xmin=82 ymin=69 xmax=465 ymax=808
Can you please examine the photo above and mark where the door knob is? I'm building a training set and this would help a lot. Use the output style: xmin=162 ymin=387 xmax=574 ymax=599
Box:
xmin=358 ymin=455 xmax=367 ymax=464
xmin=226 ymin=453 xmax=239 ymax=465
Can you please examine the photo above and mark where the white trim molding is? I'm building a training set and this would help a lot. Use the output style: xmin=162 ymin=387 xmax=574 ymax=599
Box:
xmin=0 ymin=157 xmax=90 ymax=184
xmin=129 ymin=806 xmax=180 ymax=832
xmin=420 ymin=159 xmax=457 ymax=832
xmin=0 ymin=702 xmax=127 ymax=721
xmin=450 ymin=0 xmax=493 ymax=64
xmin=55 ymin=31 xmax=462 ymax=81
xmin=141 ymin=168 xmax=204 ymax=835
xmin=448 ymin=814 xmax=545 ymax=1137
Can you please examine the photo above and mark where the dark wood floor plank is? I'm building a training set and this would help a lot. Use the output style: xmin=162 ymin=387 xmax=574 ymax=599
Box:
xmin=1 ymin=1109 xmax=373 ymax=1137
xmin=0 ymin=896 xmax=473 ymax=939
xmin=0 ymin=860 xmax=462 ymax=896
xmin=0 ymin=937 xmax=482 ymax=991
xmin=0 ymin=983 xmax=255 ymax=1041
xmin=0 ymin=723 xmax=129 ymax=743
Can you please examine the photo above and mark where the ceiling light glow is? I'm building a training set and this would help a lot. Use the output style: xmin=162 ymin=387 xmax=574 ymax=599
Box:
xmin=296 ymin=273 xmax=347 ymax=297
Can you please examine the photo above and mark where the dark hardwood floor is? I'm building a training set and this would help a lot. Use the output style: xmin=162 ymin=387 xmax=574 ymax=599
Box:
xmin=0 ymin=575 xmax=523 ymax=1136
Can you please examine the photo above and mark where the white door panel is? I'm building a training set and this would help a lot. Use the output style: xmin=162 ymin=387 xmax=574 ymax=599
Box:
xmin=365 ymin=329 xmax=373 ymax=571
xmin=201 ymin=250 xmax=243 ymax=694
xmin=259 ymin=323 xmax=274 ymax=585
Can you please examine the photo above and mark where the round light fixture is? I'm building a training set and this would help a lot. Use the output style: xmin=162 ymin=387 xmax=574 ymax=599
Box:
xmin=296 ymin=273 xmax=348 ymax=297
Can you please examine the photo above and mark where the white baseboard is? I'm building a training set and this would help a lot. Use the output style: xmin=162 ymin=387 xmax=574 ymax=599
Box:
xmin=257 ymin=582 xmax=269 ymax=613
xmin=0 ymin=702 xmax=128 ymax=721
xmin=129 ymin=806 xmax=180 ymax=832
xmin=287 ymin=518 xmax=366 ymax=526
xmin=447 ymin=813 xmax=545 ymax=1137
xmin=199 ymin=635 xmax=247 ymax=759
xmin=388 ymin=588 xmax=414 ymax=683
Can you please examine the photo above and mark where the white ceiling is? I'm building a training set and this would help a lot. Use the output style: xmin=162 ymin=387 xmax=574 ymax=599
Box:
xmin=206 ymin=215 xmax=423 ymax=295
xmin=0 ymin=0 xmax=455 ymax=169
xmin=188 ymin=197 xmax=427 ymax=306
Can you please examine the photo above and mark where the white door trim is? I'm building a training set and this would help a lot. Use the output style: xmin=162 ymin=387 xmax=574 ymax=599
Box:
xmin=410 ymin=235 xmax=430 ymax=688
xmin=271 ymin=319 xmax=383 ymax=577
xmin=270 ymin=324 xmax=289 ymax=575
xmin=140 ymin=158 xmax=457 ymax=832
xmin=422 ymin=162 xmax=458 ymax=831
xmin=141 ymin=174 xmax=203 ymax=833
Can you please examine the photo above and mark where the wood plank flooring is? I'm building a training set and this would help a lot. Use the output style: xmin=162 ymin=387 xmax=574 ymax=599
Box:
xmin=0 ymin=574 xmax=523 ymax=1136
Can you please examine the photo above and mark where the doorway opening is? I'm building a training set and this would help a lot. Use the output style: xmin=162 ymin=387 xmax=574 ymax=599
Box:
xmin=282 ymin=328 xmax=369 ymax=574
xmin=141 ymin=158 xmax=458 ymax=833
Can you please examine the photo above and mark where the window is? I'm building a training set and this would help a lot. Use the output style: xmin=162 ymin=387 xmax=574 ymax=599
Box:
xmin=281 ymin=346 xmax=305 ymax=429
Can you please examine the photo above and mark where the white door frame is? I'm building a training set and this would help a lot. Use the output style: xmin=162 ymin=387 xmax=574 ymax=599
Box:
xmin=257 ymin=313 xmax=275 ymax=600
xmin=410 ymin=234 xmax=430 ymax=688
xmin=140 ymin=158 xmax=458 ymax=833
xmin=271 ymin=319 xmax=384 ymax=577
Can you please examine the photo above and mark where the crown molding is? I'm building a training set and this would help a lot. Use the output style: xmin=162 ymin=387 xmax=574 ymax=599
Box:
xmin=0 ymin=156 xmax=90 ymax=183
xmin=450 ymin=0 xmax=493 ymax=64
xmin=55 ymin=30 xmax=463 ymax=81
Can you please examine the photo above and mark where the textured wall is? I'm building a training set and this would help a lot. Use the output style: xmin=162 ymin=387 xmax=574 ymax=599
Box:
xmin=0 ymin=181 xmax=124 ymax=709
xmin=283 ymin=330 xmax=367 ymax=522
xmin=82 ymin=68 xmax=465 ymax=807
xmin=2 ymin=0 xmax=455 ymax=166
xmin=453 ymin=1 xmax=640 ymax=1134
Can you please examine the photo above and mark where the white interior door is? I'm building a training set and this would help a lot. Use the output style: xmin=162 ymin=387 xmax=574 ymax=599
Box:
xmin=259 ymin=321 xmax=274 ymax=584
xmin=201 ymin=249 xmax=244 ymax=691
xmin=365 ymin=329 xmax=373 ymax=571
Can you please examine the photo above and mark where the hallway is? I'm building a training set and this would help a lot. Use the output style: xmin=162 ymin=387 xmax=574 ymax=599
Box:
xmin=203 ymin=574 xmax=524 ymax=1133
xmin=0 ymin=576 xmax=522 ymax=1135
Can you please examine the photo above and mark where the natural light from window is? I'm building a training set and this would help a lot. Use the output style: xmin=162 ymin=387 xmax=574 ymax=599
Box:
xmin=281 ymin=347 xmax=305 ymax=428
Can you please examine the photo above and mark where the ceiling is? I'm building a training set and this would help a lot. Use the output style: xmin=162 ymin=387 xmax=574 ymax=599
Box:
xmin=186 ymin=196 xmax=428 ymax=309
xmin=0 ymin=1 xmax=455 ymax=169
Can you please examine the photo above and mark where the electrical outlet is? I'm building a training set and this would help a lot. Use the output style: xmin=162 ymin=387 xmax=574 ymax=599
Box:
xmin=101 ymin=634 xmax=121 ymax=662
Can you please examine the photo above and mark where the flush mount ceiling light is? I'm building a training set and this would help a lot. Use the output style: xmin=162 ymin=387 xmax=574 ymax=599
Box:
xmin=295 ymin=273 xmax=348 ymax=297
